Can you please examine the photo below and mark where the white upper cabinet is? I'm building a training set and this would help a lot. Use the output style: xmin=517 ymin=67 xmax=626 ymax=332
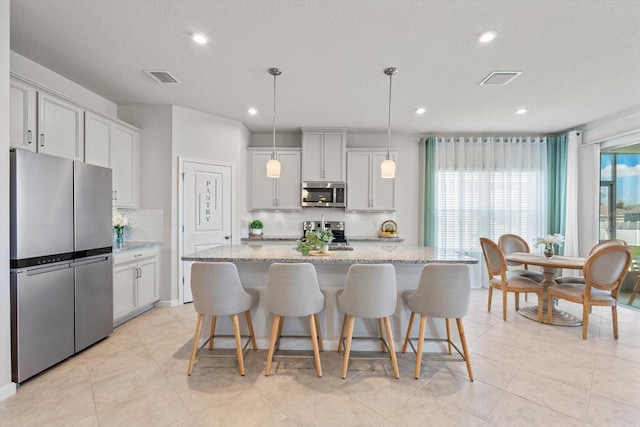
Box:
xmin=85 ymin=111 xmax=139 ymax=208
xmin=37 ymin=91 xmax=84 ymax=161
xmin=301 ymin=129 xmax=346 ymax=182
xmin=346 ymin=150 xmax=397 ymax=212
xmin=9 ymin=79 xmax=37 ymax=151
xmin=249 ymin=149 xmax=301 ymax=211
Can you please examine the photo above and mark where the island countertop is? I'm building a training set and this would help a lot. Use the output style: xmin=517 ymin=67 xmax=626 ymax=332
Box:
xmin=182 ymin=244 xmax=476 ymax=264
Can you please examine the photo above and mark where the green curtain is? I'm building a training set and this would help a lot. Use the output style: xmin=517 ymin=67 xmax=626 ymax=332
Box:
xmin=423 ymin=137 xmax=437 ymax=246
xmin=547 ymin=134 xmax=568 ymax=254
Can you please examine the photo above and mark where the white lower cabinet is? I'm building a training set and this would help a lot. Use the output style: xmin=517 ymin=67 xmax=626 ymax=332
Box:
xmin=113 ymin=246 xmax=160 ymax=326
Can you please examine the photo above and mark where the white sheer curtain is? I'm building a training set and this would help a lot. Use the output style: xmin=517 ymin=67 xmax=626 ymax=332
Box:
xmin=434 ymin=137 xmax=548 ymax=287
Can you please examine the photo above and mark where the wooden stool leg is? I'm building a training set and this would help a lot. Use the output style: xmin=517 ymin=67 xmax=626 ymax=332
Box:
xmin=208 ymin=315 xmax=217 ymax=350
xmin=314 ymin=313 xmax=324 ymax=352
xmin=402 ymin=311 xmax=415 ymax=353
xmin=341 ymin=316 xmax=355 ymax=379
xmin=264 ymin=315 xmax=281 ymax=376
xmin=309 ymin=315 xmax=322 ymax=377
xmin=384 ymin=316 xmax=399 ymax=379
xmin=232 ymin=314 xmax=245 ymax=376
xmin=414 ymin=314 xmax=426 ymax=379
xmin=187 ymin=314 xmax=204 ymax=375
xmin=244 ymin=310 xmax=257 ymax=350
xmin=276 ymin=316 xmax=285 ymax=351
xmin=445 ymin=318 xmax=452 ymax=355
xmin=456 ymin=318 xmax=473 ymax=381
xmin=378 ymin=318 xmax=386 ymax=352
xmin=337 ymin=314 xmax=347 ymax=353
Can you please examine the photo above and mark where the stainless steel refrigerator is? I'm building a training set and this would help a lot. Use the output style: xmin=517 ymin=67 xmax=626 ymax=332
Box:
xmin=10 ymin=149 xmax=113 ymax=383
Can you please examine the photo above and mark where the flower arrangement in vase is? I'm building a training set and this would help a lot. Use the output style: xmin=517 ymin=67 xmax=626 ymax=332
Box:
xmin=113 ymin=213 xmax=133 ymax=243
xmin=533 ymin=233 xmax=564 ymax=258
xmin=296 ymin=229 xmax=334 ymax=255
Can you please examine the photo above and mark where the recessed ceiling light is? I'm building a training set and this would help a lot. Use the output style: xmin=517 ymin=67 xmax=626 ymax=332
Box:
xmin=415 ymin=107 xmax=426 ymax=115
xmin=191 ymin=33 xmax=208 ymax=45
xmin=247 ymin=107 xmax=257 ymax=115
xmin=516 ymin=108 xmax=528 ymax=115
xmin=478 ymin=31 xmax=497 ymax=43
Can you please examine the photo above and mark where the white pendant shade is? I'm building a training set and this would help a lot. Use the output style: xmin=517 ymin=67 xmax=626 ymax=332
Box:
xmin=266 ymin=158 xmax=281 ymax=178
xmin=381 ymin=158 xmax=396 ymax=179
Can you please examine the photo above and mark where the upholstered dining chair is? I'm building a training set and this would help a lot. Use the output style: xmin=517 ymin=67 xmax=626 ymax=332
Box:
xmin=480 ymin=237 xmax=543 ymax=321
xmin=627 ymin=260 xmax=640 ymax=305
xmin=402 ymin=264 xmax=473 ymax=381
xmin=188 ymin=262 xmax=258 ymax=376
xmin=547 ymin=244 xmax=631 ymax=339
xmin=555 ymin=239 xmax=627 ymax=285
xmin=499 ymin=234 xmax=544 ymax=301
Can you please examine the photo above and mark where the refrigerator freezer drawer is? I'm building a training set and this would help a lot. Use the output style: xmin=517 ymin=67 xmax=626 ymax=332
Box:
xmin=74 ymin=255 xmax=114 ymax=352
xmin=10 ymin=265 xmax=75 ymax=383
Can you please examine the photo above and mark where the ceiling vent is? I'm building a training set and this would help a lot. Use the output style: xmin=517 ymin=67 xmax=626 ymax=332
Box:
xmin=144 ymin=70 xmax=181 ymax=84
xmin=479 ymin=71 xmax=522 ymax=86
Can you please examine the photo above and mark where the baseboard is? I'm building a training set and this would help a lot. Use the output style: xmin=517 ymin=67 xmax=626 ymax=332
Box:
xmin=155 ymin=299 xmax=181 ymax=308
xmin=0 ymin=381 xmax=17 ymax=401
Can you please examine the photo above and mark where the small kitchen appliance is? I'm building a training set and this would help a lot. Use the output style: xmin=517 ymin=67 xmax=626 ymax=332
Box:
xmin=302 ymin=220 xmax=351 ymax=248
xmin=301 ymin=181 xmax=346 ymax=208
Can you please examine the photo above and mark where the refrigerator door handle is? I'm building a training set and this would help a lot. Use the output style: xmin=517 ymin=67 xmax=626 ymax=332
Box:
xmin=25 ymin=263 xmax=71 ymax=276
xmin=71 ymin=256 xmax=110 ymax=267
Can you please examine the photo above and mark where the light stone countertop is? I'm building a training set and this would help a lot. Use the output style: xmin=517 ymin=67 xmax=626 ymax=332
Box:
xmin=240 ymin=235 xmax=405 ymax=243
xmin=113 ymin=241 xmax=162 ymax=253
xmin=183 ymin=244 xmax=475 ymax=264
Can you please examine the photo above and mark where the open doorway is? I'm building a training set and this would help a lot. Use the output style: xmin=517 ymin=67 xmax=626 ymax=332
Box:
xmin=600 ymin=144 xmax=640 ymax=309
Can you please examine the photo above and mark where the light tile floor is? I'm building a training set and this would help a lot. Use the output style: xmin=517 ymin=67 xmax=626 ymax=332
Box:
xmin=2 ymin=289 xmax=640 ymax=426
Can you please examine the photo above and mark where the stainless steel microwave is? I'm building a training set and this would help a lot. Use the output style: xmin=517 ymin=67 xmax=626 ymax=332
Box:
xmin=301 ymin=181 xmax=346 ymax=208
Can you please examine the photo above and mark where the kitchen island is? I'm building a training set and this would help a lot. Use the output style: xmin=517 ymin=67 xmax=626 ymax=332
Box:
xmin=182 ymin=244 xmax=477 ymax=352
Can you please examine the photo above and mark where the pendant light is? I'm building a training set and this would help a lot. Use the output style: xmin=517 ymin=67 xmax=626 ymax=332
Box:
xmin=266 ymin=67 xmax=282 ymax=178
xmin=381 ymin=67 xmax=397 ymax=179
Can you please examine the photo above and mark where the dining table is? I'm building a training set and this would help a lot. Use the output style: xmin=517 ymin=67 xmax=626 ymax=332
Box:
xmin=504 ymin=252 xmax=587 ymax=326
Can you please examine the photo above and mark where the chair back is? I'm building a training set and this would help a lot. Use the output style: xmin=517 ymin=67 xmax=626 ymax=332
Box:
xmin=190 ymin=262 xmax=253 ymax=316
xmin=480 ymin=238 xmax=507 ymax=280
xmin=589 ymin=239 xmax=627 ymax=255
xmin=339 ymin=264 xmax=397 ymax=318
xmin=407 ymin=264 xmax=471 ymax=319
xmin=266 ymin=263 xmax=325 ymax=317
xmin=584 ymin=245 xmax=632 ymax=297
xmin=499 ymin=234 xmax=530 ymax=267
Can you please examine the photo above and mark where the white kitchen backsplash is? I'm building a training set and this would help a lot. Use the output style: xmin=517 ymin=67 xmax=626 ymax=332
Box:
xmin=113 ymin=208 xmax=163 ymax=242
xmin=241 ymin=210 xmax=397 ymax=238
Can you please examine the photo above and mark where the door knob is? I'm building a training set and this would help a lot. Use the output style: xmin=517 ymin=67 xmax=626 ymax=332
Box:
xmin=225 ymin=235 xmax=231 ymax=240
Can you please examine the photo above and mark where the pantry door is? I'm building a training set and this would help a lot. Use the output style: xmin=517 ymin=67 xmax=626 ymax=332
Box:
xmin=181 ymin=159 xmax=233 ymax=303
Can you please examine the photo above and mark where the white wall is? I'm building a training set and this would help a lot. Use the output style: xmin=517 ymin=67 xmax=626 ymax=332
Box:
xmin=117 ymin=105 xmax=173 ymax=301
xmin=1 ymin=0 xmax=16 ymax=401
xmin=118 ymin=105 xmax=250 ymax=304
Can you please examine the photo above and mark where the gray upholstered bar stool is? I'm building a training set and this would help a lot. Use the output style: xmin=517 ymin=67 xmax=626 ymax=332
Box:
xmin=187 ymin=262 xmax=258 ymax=376
xmin=402 ymin=264 xmax=473 ymax=381
xmin=337 ymin=264 xmax=399 ymax=379
xmin=264 ymin=263 xmax=325 ymax=377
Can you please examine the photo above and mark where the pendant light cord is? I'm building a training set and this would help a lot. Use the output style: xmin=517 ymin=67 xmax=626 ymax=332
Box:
xmin=387 ymin=71 xmax=393 ymax=160
xmin=272 ymin=71 xmax=277 ymax=159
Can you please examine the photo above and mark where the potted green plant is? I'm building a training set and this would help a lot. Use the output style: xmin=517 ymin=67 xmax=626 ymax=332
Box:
xmin=249 ymin=219 xmax=263 ymax=236
xmin=296 ymin=229 xmax=334 ymax=255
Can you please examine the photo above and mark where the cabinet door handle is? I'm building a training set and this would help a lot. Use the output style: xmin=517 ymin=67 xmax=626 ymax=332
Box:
xmin=27 ymin=130 xmax=33 ymax=144
xmin=138 ymin=268 xmax=142 ymax=278
xmin=134 ymin=253 xmax=142 ymax=257
xmin=40 ymin=133 xmax=45 ymax=147
xmin=114 ymin=190 xmax=118 ymax=201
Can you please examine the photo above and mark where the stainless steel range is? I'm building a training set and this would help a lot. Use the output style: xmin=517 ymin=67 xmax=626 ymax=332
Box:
xmin=302 ymin=220 xmax=353 ymax=250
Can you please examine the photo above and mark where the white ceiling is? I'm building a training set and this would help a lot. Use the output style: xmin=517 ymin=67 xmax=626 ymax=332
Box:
xmin=9 ymin=0 xmax=640 ymax=135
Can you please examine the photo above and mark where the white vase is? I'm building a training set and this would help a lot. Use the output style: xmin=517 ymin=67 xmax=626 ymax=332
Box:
xmin=320 ymin=244 xmax=329 ymax=253
xmin=250 ymin=228 xmax=262 ymax=236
